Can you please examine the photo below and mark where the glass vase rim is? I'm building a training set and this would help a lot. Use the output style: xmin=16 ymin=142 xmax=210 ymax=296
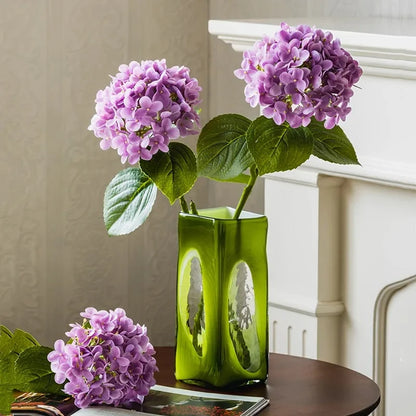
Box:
xmin=179 ymin=206 xmax=266 ymax=221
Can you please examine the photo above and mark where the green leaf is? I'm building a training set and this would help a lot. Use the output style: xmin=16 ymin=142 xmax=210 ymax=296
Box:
xmin=0 ymin=389 xmax=15 ymax=415
xmin=0 ymin=328 xmax=17 ymax=400
xmin=0 ymin=327 xmax=40 ymax=386
xmin=11 ymin=329 xmax=40 ymax=352
xmin=0 ymin=328 xmax=57 ymax=415
xmin=104 ymin=167 xmax=157 ymax=236
xmin=197 ymin=113 xmax=253 ymax=181
xmin=0 ymin=355 xmax=16 ymax=385
xmin=0 ymin=326 xmax=13 ymax=358
xmin=308 ymin=118 xmax=360 ymax=165
xmin=15 ymin=346 xmax=65 ymax=396
xmin=246 ymin=116 xmax=314 ymax=175
xmin=141 ymin=142 xmax=197 ymax=204
xmin=0 ymin=325 xmax=13 ymax=340
xmin=211 ymin=173 xmax=250 ymax=184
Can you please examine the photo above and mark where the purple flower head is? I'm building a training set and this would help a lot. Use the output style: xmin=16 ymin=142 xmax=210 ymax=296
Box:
xmin=234 ymin=22 xmax=362 ymax=129
xmin=47 ymin=307 xmax=158 ymax=409
xmin=88 ymin=59 xmax=201 ymax=164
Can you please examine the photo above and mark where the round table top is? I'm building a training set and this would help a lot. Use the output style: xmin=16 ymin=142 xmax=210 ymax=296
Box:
xmin=154 ymin=346 xmax=380 ymax=416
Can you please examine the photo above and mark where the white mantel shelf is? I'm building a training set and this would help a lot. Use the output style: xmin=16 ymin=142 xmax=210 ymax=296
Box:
xmin=209 ymin=17 xmax=416 ymax=191
xmin=209 ymin=17 xmax=416 ymax=79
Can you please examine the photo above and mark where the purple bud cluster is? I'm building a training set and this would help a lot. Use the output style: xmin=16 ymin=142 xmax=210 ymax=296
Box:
xmin=88 ymin=59 xmax=201 ymax=164
xmin=47 ymin=308 xmax=158 ymax=408
xmin=234 ymin=23 xmax=362 ymax=129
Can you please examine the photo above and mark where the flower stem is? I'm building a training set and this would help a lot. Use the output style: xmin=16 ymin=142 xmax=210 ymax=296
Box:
xmin=233 ymin=164 xmax=259 ymax=220
xmin=180 ymin=196 xmax=189 ymax=213
xmin=190 ymin=200 xmax=199 ymax=215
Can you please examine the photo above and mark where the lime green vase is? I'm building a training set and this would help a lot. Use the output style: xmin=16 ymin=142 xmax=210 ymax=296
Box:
xmin=175 ymin=207 xmax=268 ymax=387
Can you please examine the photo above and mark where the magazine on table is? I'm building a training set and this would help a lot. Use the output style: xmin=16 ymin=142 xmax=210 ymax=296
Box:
xmin=11 ymin=385 xmax=269 ymax=416
xmin=10 ymin=392 xmax=77 ymax=416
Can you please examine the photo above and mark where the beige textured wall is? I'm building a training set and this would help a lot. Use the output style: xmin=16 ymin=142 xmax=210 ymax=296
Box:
xmin=0 ymin=0 xmax=208 ymax=346
xmin=2 ymin=0 xmax=412 ymax=348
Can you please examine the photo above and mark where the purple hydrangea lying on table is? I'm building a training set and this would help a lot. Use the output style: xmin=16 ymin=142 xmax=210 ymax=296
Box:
xmin=235 ymin=22 xmax=362 ymax=129
xmin=47 ymin=307 xmax=157 ymax=408
xmin=88 ymin=59 xmax=201 ymax=164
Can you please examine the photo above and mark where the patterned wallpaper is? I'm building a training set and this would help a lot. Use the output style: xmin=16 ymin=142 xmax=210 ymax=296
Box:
xmin=0 ymin=0 xmax=208 ymax=346
xmin=0 ymin=1 xmax=48 ymax=341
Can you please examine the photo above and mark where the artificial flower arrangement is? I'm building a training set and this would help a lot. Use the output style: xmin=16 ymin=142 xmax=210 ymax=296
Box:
xmin=0 ymin=22 xmax=362 ymax=414
xmin=88 ymin=22 xmax=362 ymax=236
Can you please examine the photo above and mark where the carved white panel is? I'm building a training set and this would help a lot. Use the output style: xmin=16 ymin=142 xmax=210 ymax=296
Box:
xmin=269 ymin=305 xmax=317 ymax=359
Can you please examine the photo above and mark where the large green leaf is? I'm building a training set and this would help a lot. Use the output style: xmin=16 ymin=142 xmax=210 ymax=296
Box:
xmin=0 ymin=328 xmax=62 ymax=415
xmin=104 ymin=167 xmax=157 ymax=236
xmin=0 ymin=327 xmax=39 ymax=385
xmin=197 ymin=113 xmax=253 ymax=181
xmin=0 ymin=326 xmax=38 ymax=355
xmin=308 ymin=118 xmax=360 ymax=165
xmin=141 ymin=142 xmax=197 ymax=204
xmin=15 ymin=346 xmax=65 ymax=395
xmin=246 ymin=116 xmax=314 ymax=175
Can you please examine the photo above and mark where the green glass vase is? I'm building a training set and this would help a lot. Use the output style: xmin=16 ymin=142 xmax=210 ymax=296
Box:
xmin=175 ymin=207 xmax=268 ymax=388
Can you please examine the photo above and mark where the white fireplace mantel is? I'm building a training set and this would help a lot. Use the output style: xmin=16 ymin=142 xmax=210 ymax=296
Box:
xmin=210 ymin=18 xmax=416 ymax=416
xmin=209 ymin=17 xmax=416 ymax=78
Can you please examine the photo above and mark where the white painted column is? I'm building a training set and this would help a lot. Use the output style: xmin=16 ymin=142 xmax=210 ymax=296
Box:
xmin=265 ymin=169 xmax=344 ymax=362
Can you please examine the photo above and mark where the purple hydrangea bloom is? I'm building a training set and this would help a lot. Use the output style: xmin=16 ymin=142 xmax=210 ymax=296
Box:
xmin=47 ymin=307 xmax=158 ymax=409
xmin=88 ymin=60 xmax=201 ymax=164
xmin=235 ymin=23 xmax=362 ymax=129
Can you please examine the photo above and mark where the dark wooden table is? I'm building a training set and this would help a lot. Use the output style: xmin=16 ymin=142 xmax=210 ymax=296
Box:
xmin=154 ymin=347 xmax=380 ymax=416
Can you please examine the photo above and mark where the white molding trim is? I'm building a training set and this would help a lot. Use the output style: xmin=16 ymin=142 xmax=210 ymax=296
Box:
xmin=373 ymin=274 xmax=416 ymax=416
xmin=209 ymin=17 xmax=416 ymax=79
xmin=265 ymin=167 xmax=345 ymax=188
xmin=266 ymin=156 xmax=416 ymax=191
xmin=269 ymin=298 xmax=345 ymax=318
